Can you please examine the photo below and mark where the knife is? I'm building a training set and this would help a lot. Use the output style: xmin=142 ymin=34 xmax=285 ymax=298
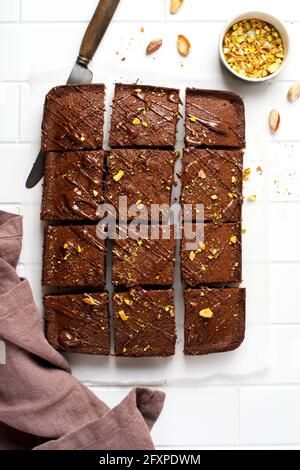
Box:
xmin=26 ymin=0 xmax=121 ymax=189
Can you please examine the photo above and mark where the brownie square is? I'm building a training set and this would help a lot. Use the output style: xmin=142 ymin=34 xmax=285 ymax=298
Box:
xmin=42 ymin=225 xmax=106 ymax=287
xmin=185 ymin=88 xmax=245 ymax=148
xmin=184 ymin=287 xmax=245 ymax=355
xmin=42 ymin=84 xmax=105 ymax=152
xmin=181 ymin=148 xmax=243 ymax=222
xmin=113 ymin=289 xmax=176 ymax=357
xmin=44 ymin=292 xmax=110 ymax=355
xmin=181 ymin=222 xmax=241 ymax=286
xmin=109 ymin=84 xmax=180 ymax=148
xmin=112 ymin=225 xmax=176 ymax=287
xmin=106 ymin=149 xmax=175 ymax=220
xmin=41 ymin=150 xmax=105 ymax=222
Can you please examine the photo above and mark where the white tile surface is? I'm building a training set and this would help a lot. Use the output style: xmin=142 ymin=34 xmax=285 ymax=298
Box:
xmin=1 ymin=0 xmax=300 ymax=449
xmin=240 ymin=386 xmax=300 ymax=445
xmin=0 ymin=0 xmax=19 ymax=22
xmin=270 ymin=264 xmax=300 ymax=323
xmin=0 ymin=84 xmax=19 ymax=141
xmin=21 ymin=0 xmax=164 ymax=22
xmin=91 ymin=387 xmax=239 ymax=447
xmin=269 ymin=203 xmax=300 ymax=261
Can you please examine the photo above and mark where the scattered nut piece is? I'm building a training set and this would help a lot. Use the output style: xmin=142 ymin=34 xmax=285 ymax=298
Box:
xmin=124 ymin=298 xmax=133 ymax=306
xmin=146 ymin=39 xmax=162 ymax=55
xmin=199 ymin=308 xmax=213 ymax=319
xmin=132 ymin=117 xmax=141 ymax=126
xmin=80 ymin=135 xmax=85 ymax=142
xmin=77 ymin=245 xmax=82 ymax=253
xmin=269 ymin=109 xmax=280 ymax=133
xmin=137 ymin=240 xmax=143 ymax=246
xmin=242 ymin=228 xmax=247 ymax=234
xmin=140 ymin=26 xmax=144 ymax=33
xmin=141 ymin=120 xmax=148 ymax=127
xmin=92 ymin=189 xmax=98 ymax=197
xmin=248 ymin=194 xmax=257 ymax=202
xmin=199 ymin=241 xmax=206 ymax=251
xmin=198 ymin=169 xmax=206 ymax=179
xmin=230 ymin=235 xmax=237 ymax=244
xmin=287 ymin=81 xmax=300 ymax=102
xmin=118 ymin=310 xmax=129 ymax=321
xmin=189 ymin=251 xmax=196 ymax=261
xmin=211 ymin=194 xmax=218 ymax=200
xmin=177 ymin=34 xmax=191 ymax=57
xmin=83 ymin=296 xmax=95 ymax=305
xmin=170 ymin=0 xmax=184 ymax=14
xmin=189 ymin=115 xmax=197 ymax=123
xmin=243 ymin=168 xmax=251 ymax=181
xmin=63 ymin=243 xmax=68 ymax=249
xmin=113 ymin=170 xmax=124 ymax=182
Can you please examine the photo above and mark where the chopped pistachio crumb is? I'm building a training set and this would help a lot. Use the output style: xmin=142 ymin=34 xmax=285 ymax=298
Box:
xmin=248 ymin=194 xmax=257 ymax=201
xmin=137 ymin=240 xmax=143 ymax=246
xmin=83 ymin=296 xmax=95 ymax=305
xmin=77 ymin=245 xmax=82 ymax=253
xmin=118 ymin=310 xmax=129 ymax=321
xmin=132 ymin=118 xmax=141 ymax=126
xmin=211 ymin=194 xmax=218 ymax=200
xmin=199 ymin=308 xmax=213 ymax=319
xmin=93 ymin=189 xmax=98 ymax=197
xmin=63 ymin=243 xmax=68 ymax=249
xmin=189 ymin=115 xmax=197 ymax=123
xmin=230 ymin=235 xmax=237 ymax=244
xmin=80 ymin=135 xmax=85 ymax=142
xmin=189 ymin=251 xmax=196 ymax=261
xmin=113 ymin=170 xmax=124 ymax=182
xmin=141 ymin=120 xmax=148 ymax=127
xmin=242 ymin=228 xmax=247 ymax=234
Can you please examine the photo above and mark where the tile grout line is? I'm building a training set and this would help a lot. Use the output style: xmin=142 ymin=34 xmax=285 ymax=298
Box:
xmin=237 ymin=387 xmax=241 ymax=445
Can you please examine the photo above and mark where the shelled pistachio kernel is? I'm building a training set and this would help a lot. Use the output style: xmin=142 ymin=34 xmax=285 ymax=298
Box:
xmin=223 ymin=18 xmax=284 ymax=79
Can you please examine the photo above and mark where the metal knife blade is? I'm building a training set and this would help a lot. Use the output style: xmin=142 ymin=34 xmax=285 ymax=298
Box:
xmin=26 ymin=0 xmax=121 ymax=189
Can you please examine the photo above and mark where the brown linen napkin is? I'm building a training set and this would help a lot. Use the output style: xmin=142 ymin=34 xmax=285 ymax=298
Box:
xmin=0 ymin=211 xmax=165 ymax=450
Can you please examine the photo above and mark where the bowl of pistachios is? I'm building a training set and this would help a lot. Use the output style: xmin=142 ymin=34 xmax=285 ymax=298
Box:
xmin=219 ymin=11 xmax=289 ymax=82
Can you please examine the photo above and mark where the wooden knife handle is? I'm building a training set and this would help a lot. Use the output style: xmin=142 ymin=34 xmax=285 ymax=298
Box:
xmin=79 ymin=0 xmax=121 ymax=62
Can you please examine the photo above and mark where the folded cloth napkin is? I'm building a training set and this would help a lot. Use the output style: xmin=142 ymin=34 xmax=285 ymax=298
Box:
xmin=0 ymin=211 xmax=165 ymax=450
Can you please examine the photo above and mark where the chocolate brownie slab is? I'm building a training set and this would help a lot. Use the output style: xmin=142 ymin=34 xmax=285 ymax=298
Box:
xmin=109 ymin=84 xmax=180 ymax=148
xmin=41 ymin=150 xmax=105 ymax=222
xmin=185 ymin=88 xmax=245 ymax=148
xmin=184 ymin=287 xmax=245 ymax=355
xmin=113 ymin=289 xmax=176 ymax=357
xmin=42 ymin=225 xmax=106 ymax=287
xmin=42 ymin=84 xmax=105 ymax=152
xmin=181 ymin=148 xmax=243 ymax=222
xmin=45 ymin=292 xmax=110 ymax=355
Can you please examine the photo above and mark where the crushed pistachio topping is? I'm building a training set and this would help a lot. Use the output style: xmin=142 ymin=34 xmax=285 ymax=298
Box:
xmin=189 ymin=251 xmax=196 ymax=261
xmin=83 ymin=296 xmax=95 ymax=306
xmin=93 ymin=189 xmax=98 ymax=197
xmin=113 ymin=170 xmax=124 ymax=182
xmin=228 ymin=192 xmax=234 ymax=199
xmin=231 ymin=175 xmax=237 ymax=183
xmin=189 ymin=115 xmax=198 ymax=123
xmin=141 ymin=120 xmax=148 ymax=127
xmin=198 ymin=169 xmax=207 ymax=179
xmin=132 ymin=117 xmax=141 ymax=126
xmin=124 ymin=298 xmax=133 ymax=306
xmin=223 ymin=18 xmax=285 ymax=79
xmin=199 ymin=308 xmax=213 ymax=319
xmin=230 ymin=235 xmax=237 ymax=244
xmin=118 ymin=310 xmax=129 ymax=321
xmin=63 ymin=242 xmax=69 ymax=249
xmin=80 ymin=135 xmax=85 ymax=142
xmin=248 ymin=194 xmax=257 ymax=201
xmin=77 ymin=245 xmax=82 ymax=253
xmin=137 ymin=240 xmax=143 ymax=246
xmin=199 ymin=241 xmax=206 ymax=251
xmin=211 ymin=194 xmax=218 ymax=201
xmin=242 ymin=228 xmax=247 ymax=234
xmin=200 ymin=291 xmax=205 ymax=297
xmin=63 ymin=252 xmax=71 ymax=261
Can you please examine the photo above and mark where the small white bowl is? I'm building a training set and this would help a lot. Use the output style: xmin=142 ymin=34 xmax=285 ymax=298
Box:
xmin=219 ymin=11 xmax=289 ymax=82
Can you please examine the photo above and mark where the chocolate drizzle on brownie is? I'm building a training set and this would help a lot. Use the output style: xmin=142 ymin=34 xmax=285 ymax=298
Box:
xmin=45 ymin=293 xmax=110 ymax=355
xmin=113 ymin=289 xmax=176 ymax=357
xmin=42 ymin=84 xmax=105 ymax=152
xmin=109 ymin=84 xmax=180 ymax=148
